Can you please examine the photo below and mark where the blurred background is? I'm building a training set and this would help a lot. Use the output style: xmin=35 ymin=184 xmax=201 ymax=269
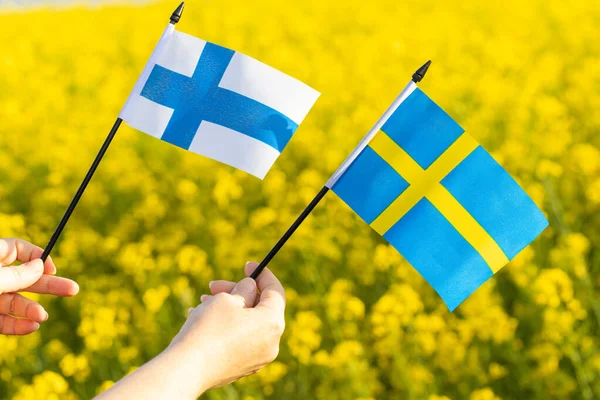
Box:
xmin=0 ymin=0 xmax=598 ymax=399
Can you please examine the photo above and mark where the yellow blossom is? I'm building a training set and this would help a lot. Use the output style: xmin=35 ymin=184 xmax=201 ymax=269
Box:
xmin=143 ymin=285 xmax=171 ymax=313
xmin=470 ymin=388 xmax=502 ymax=400
xmin=0 ymin=1 xmax=598 ymax=398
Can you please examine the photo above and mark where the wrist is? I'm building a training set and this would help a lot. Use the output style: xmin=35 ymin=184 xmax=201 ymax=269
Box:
xmin=96 ymin=343 xmax=211 ymax=400
xmin=163 ymin=340 xmax=213 ymax=396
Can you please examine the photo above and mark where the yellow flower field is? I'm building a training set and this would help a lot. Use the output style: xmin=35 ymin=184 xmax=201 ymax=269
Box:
xmin=0 ymin=0 xmax=598 ymax=398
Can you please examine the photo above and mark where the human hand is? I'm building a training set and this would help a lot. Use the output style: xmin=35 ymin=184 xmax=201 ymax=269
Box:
xmin=169 ymin=262 xmax=286 ymax=394
xmin=95 ymin=262 xmax=285 ymax=400
xmin=0 ymin=238 xmax=79 ymax=335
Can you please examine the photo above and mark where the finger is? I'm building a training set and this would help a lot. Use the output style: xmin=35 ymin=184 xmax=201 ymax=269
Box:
xmin=244 ymin=261 xmax=260 ymax=277
xmin=0 ymin=314 xmax=40 ymax=335
xmin=187 ymin=307 xmax=194 ymax=316
xmin=43 ymin=255 xmax=57 ymax=275
xmin=251 ymin=266 xmax=286 ymax=314
xmin=200 ymin=294 xmax=211 ymax=302
xmin=0 ymin=239 xmax=56 ymax=275
xmin=0 ymin=260 xmax=44 ymax=294
xmin=208 ymin=280 xmax=236 ymax=295
xmin=243 ymin=263 xmax=261 ymax=307
xmin=21 ymin=275 xmax=79 ymax=297
xmin=0 ymin=293 xmax=48 ymax=322
xmin=230 ymin=278 xmax=258 ymax=308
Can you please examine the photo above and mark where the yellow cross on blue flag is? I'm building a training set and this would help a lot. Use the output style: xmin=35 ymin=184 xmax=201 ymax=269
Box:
xmin=332 ymin=85 xmax=548 ymax=311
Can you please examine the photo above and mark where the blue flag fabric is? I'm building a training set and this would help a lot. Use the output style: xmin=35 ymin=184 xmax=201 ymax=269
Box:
xmin=332 ymin=87 xmax=548 ymax=311
xmin=120 ymin=26 xmax=319 ymax=179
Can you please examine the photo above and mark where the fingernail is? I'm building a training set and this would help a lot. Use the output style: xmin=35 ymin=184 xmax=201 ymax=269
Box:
xmin=200 ymin=294 xmax=209 ymax=302
xmin=208 ymin=281 xmax=215 ymax=290
xmin=238 ymin=277 xmax=256 ymax=292
xmin=69 ymin=282 xmax=80 ymax=296
xmin=43 ymin=311 xmax=49 ymax=322
xmin=33 ymin=322 xmax=40 ymax=331
xmin=187 ymin=307 xmax=194 ymax=316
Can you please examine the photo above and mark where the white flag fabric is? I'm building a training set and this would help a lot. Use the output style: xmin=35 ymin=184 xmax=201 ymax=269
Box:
xmin=120 ymin=24 xmax=320 ymax=178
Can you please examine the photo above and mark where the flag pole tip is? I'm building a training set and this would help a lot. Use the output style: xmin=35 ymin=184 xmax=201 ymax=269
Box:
xmin=170 ymin=2 xmax=185 ymax=24
xmin=412 ymin=60 xmax=432 ymax=83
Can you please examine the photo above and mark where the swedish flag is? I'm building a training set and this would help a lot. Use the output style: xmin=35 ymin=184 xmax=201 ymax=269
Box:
xmin=332 ymin=88 xmax=548 ymax=311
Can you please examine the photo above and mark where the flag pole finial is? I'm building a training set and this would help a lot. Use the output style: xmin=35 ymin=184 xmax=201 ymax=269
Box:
xmin=412 ymin=60 xmax=432 ymax=83
xmin=170 ymin=2 xmax=185 ymax=24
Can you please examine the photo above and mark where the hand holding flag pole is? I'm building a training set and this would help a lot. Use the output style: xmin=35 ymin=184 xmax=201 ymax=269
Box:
xmin=40 ymin=3 xmax=186 ymax=262
xmin=249 ymin=60 xmax=432 ymax=279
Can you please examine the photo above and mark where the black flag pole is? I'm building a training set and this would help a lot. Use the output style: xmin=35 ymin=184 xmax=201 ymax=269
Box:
xmin=250 ymin=60 xmax=432 ymax=279
xmin=41 ymin=3 xmax=186 ymax=262
xmin=41 ymin=118 xmax=122 ymax=261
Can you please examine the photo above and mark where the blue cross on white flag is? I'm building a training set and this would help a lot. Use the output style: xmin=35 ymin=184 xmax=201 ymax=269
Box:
xmin=120 ymin=24 xmax=320 ymax=178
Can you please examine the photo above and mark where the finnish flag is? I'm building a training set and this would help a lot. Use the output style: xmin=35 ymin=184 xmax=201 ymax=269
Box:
xmin=120 ymin=24 xmax=320 ymax=178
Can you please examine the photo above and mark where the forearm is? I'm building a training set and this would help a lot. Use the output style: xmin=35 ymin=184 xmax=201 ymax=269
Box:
xmin=95 ymin=344 xmax=207 ymax=400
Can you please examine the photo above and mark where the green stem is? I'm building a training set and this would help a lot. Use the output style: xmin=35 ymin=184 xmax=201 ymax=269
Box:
xmin=568 ymin=350 xmax=594 ymax=400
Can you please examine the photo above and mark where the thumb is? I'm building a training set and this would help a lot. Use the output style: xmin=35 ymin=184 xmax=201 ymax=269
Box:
xmin=0 ymin=259 xmax=44 ymax=294
xmin=230 ymin=278 xmax=257 ymax=308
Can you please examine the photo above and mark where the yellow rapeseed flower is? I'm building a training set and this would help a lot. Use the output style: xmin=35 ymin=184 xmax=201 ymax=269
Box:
xmin=0 ymin=0 xmax=598 ymax=398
